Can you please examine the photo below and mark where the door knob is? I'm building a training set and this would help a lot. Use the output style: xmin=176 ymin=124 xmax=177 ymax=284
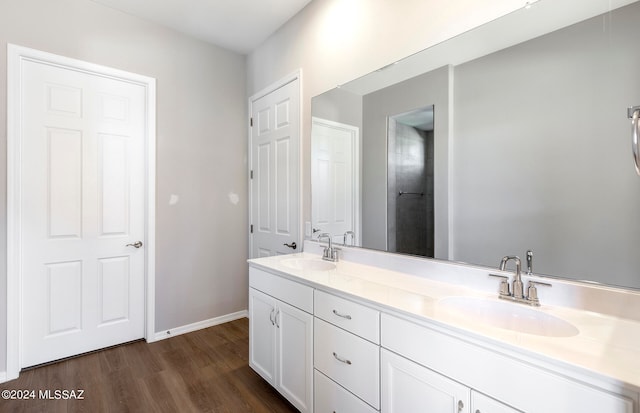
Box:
xmin=283 ymin=242 xmax=297 ymax=250
xmin=126 ymin=241 xmax=143 ymax=248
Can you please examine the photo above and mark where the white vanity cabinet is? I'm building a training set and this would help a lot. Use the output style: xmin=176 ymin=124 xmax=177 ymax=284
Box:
xmin=381 ymin=313 xmax=634 ymax=413
xmin=248 ymin=255 xmax=638 ymax=413
xmin=249 ymin=268 xmax=314 ymax=413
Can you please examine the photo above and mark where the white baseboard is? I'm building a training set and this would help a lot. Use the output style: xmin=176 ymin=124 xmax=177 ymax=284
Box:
xmin=0 ymin=370 xmax=12 ymax=384
xmin=151 ymin=310 xmax=248 ymax=342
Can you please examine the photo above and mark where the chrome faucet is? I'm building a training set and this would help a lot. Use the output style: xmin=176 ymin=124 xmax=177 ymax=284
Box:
xmin=343 ymin=230 xmax=355 ymax=246
xmin=318 ymin=233 xmax=339 ymax=262
xmin=491 ymin=255 xmax=551 ymax=306
xmin=500 ymin=256 xmax=523 ymax=298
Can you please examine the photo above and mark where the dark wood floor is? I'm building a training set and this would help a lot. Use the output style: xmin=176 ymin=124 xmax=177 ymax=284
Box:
xmin=0 ymin=318 xmax=298 ymax=413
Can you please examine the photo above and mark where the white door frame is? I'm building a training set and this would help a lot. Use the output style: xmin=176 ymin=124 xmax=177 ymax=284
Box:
xmin=6 ymin=44 xmax=156 ymax=381
xmin=248 ymin=70 xmax=303 ymax=257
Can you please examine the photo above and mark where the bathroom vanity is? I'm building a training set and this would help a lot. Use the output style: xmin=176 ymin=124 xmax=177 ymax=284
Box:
xmin=248 ymin=241 xmax=640 ymax=413
xmin=247 ymin=1 xmax=640 ymax=411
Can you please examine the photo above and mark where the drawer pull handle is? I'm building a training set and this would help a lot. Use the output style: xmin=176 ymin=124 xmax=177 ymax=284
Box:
xmin=269 ymin=308 xmax=275 ymax=326
xmin=332 ymin=309 xmax=352 ymax=320
xmin=332 ymin=352 xmax=352 ymax=365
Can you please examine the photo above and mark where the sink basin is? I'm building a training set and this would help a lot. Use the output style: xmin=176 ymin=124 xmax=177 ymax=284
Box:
xmin=436 ymin=296 xmax=579 ymax=337
xmin=281 ymin=258 xmax=336 ymax=272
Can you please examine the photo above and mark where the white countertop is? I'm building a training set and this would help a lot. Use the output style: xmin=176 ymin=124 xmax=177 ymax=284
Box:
xmin=248 ymin=251 xmax=640 ymax=392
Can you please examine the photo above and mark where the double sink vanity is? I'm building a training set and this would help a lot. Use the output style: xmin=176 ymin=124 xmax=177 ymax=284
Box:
xmin=247 ymin=2 xmax=640 ymax=411
xmin=248 ymin=241 xmax=640 ymax=413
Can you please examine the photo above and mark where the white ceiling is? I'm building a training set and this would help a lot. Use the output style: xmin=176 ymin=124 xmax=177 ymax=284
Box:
xmin=89 ymin=0 xmax=313 ymax=54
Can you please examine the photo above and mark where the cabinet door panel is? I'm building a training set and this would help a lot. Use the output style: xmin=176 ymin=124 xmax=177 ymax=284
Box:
xmin=381 ymin=349 xmax=469 ymax=413
xmin=277 ymin=300 xmax=313 ymax=413
xmin=249 ymin=288 xmax=276 ymax=384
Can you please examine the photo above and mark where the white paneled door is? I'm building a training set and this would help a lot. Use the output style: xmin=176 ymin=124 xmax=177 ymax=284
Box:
xmin=19 ymin=58 xmax=147 ymax=367
xmin=250 ymin=76 xmax=300 ymax=258
xmin=311 ymin=117 xmax=360 ymax=245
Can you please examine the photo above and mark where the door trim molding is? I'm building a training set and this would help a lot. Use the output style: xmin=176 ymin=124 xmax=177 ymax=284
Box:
xmin=6 ymin=44 xmax=157 ymax=380
xmin=247 ymin=70 xmax=303 ymax=258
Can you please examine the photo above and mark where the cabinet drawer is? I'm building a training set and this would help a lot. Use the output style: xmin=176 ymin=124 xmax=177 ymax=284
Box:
xmin=472 ymin=391 xmax=522 ymax=413
xmin=314 ymin=289 xmax=380 ymax=343
xmin=249 ymin=267 xmax=313 ymax=313
xmin=314 ymin=370 xmax=377 ymax=413
xmin=314 ymin=318 xmax=380 ymax=409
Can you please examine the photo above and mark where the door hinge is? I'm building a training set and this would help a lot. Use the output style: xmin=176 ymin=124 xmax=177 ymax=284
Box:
xmin=250 ymin=170 xmax=253 ymax=179
xmin=250 ymin=224 xmax=253 ymax=234
xmin=250 ymin=117 xmax=253 ymax=127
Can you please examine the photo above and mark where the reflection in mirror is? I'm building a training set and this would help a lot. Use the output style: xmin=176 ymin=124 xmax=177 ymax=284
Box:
xmin=311 ymin=116 xmax=360 ymax=246
xmin=312 ymin=66 xmax=452 ymax=258
xmin=310 ymin=0 xmax=640 ymax=289
xmin=387 ymin=106 xmax=435 ymax=257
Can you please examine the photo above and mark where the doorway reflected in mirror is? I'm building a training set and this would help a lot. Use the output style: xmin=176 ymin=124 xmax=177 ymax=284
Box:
xmin=387 ymin=106 xmax=434 ymax=257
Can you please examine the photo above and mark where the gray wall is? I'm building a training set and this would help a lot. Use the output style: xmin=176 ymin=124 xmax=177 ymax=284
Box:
xmin=246 ymin=0 xmax=522 ymax=240
xmin=362 ymin=66 xmax=451 ymax=257
xmin=312 ymin=87 xmax=363 ymax=130
xmin=452 ymin=3 xmax=640 ymax=287
xmin=0 ymin=0 xmax=247 ymax=373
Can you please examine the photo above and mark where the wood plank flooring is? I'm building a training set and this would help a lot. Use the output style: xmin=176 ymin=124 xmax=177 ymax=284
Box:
xmin=0 ymin=318 xmax=299 ymax=413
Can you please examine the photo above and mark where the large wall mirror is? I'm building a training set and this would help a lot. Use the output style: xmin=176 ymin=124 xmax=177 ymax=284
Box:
xmin=310 ymin=0 xmax=640 ymax=289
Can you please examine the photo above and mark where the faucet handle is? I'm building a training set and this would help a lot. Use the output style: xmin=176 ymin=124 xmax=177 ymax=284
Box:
xmin=330 ymin=247 xmax=341 ymax=261
xmin=526 ymin=281 xmax=551 ymax=306
xmin=489 ymin=274 xmax=511 ymax=297
xmin=343 ymin=230 xmax=355 ymax=246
